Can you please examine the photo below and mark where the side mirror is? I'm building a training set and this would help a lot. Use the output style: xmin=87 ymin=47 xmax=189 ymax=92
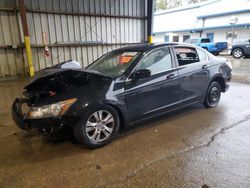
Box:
xmin=248 ymin=39 xmax=250 ymax=43
xmin=132 ymin=69 xmax=151 ymax=80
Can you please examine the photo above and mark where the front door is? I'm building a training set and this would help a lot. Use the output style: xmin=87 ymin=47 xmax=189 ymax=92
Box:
xmin=124 ymin=47 xmax=181 ymax=122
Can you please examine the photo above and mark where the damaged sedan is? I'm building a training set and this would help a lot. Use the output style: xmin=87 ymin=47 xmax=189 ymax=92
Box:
xmin=12 ymin=43 xmax=232 ymax=148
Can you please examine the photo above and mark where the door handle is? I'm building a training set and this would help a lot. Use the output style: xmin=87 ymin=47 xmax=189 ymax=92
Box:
xmin=166 ymin=73 xmax=176 ymax=80
xmin=202 ymin=64 xmax=208 ymax=69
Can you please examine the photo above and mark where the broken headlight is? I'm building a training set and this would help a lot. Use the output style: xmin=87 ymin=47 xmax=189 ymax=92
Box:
xmin=28 ymin=98 xmax=77 ymax=119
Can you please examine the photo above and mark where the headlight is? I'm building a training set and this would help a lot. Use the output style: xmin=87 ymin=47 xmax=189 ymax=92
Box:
xmin=28 ymin=98 xmax=77 ymax=119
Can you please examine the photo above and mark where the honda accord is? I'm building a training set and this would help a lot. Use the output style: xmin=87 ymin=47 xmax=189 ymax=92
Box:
xmin=12 ymin=43 xmax=232 ymax=148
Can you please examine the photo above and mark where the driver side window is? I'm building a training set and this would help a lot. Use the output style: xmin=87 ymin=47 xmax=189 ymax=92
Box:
xmin=138 ymin=47 xmax=173 ymax=75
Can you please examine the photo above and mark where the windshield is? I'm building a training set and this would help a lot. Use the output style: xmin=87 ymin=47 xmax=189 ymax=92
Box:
xmin=87 ymin=51 xmax=142 ymax=77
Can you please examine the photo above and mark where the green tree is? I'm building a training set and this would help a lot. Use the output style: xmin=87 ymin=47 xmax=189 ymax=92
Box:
xmin=185 ymin=0 xmax=209 ymax=4
xmin=155 ymin=0 xmax=182 ymax=11
xmin=155 ymin=0 xmax=167 ymax=11
xmin=155 ymin=0 xmax=208 ymax=11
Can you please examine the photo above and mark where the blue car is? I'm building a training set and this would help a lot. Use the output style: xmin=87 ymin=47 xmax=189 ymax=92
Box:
xmin=185 ymin=38 xmax=228 ymax=56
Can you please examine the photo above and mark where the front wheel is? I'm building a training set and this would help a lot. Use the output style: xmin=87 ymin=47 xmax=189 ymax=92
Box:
xmin=74 ymin=105 xmax=120 ymax=149
xmin=204 ymin=82 xmax=221 ymax=108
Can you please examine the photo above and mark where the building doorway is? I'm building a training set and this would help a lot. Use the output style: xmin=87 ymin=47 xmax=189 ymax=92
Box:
xmin=164 ymin=35 xmax=169 ymax=42
xmin=173 ymin=36 xmax=179 ymax=42
xmin=183 ymin=35 xmax=190 ymax=42
xmin=206 ymin=33 xmax=214 ymax=42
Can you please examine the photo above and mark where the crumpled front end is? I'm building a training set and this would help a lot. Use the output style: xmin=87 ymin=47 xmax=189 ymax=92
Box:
xmin=12 ymin=98 xmax=30 ymax=130
xmin=11 ymin=66 xmax=112 ymax=131
xmin=11 ymin=97 xmax=78 ymax=130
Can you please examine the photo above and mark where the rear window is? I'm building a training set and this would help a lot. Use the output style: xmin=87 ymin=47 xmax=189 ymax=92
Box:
xmin=201 ymin=38 xmax=210 ymax=43
xmin=174 ymin=47 xmax=199 ymax=66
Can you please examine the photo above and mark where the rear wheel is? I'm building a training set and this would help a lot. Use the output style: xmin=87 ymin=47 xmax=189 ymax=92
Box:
xmin=204 ymin=82 xmax=221 ymax=108
xmin=74 ymin=105 xmax=120 ymax=149
xmin=232 ymin=48 xmax=244 ymax=59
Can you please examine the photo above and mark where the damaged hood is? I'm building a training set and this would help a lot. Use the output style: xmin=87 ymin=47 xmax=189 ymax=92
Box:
xmin=24 ymin=66 xmax=112 ymax=104
xmin=25 ymin=59 xmax=111 ymax=91
xmin=26 ymin=68 xmax=108 ymax=89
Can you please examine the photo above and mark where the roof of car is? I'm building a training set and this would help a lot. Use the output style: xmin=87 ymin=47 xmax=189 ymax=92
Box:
xmin=114 ymin=43 xmax=175 ymax=52
xmin=114 ymin=42 xmax=197 ymax=52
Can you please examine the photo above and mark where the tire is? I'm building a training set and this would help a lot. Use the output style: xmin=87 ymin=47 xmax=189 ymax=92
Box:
xmin=73 ymin=105 xmax=120 ymax=149
xmin=204 ymin=82 xmax=221 ymax=108
xmin=232 ymin=48 xmax=244 ymax=59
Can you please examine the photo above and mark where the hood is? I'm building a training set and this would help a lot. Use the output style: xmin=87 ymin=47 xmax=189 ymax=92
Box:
xmin=24 ymin=65 xmax=112 ymax=104
xmin=26 ymin=68 xmax=108 ymax=89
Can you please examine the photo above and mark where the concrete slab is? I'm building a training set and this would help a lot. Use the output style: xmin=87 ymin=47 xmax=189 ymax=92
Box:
xmin=221 ymin=55 xmax=250 ymax=84
xmin=0 ymin=80 xmax=250 ymax=187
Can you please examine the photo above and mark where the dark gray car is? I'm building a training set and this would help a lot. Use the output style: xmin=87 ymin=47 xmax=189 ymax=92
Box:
xmin=12 ymin=43 xmax=232 ymax=148
xmin=230 ymin=39 xmax=250 ymax=58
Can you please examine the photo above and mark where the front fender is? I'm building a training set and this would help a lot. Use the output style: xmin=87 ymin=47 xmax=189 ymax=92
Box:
xmin=100 ymin=99 xmax=128 ymax=128
xmin=68 ymin=98 xmax=128 ymax=129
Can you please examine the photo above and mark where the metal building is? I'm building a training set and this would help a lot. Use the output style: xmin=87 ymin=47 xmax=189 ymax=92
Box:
xmin=153 ymin=0 xmax=250 ymax=44
xmin=0 ymin=0 xmax=152 ymax=78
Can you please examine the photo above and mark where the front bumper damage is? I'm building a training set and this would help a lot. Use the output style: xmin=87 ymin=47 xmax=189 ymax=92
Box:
xmin=11 ymin=98 xmax=70 ymax=130
xmin=12 ymin=98 xmax=29 ymax=130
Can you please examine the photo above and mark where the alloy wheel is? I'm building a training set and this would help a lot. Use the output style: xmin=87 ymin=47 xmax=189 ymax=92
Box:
xmin=85 ymin=110 xmax=115 ymax=143
xmin=233 ymin=49 xmax=243 ymax=58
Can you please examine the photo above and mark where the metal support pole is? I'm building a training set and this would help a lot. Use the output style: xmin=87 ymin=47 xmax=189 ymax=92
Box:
xmin=147 ymin=0 xmax=154 ymax=44
xmin=19 ymin=0 xmax=34 ymax=77
xmin=231 ymin=26 xmax=234 ymax=44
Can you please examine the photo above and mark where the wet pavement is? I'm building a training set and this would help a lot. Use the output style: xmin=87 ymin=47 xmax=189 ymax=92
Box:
xmin=1 ymin=79 xmax=250 ymax=187
xmin=221 ymin=55 xmax=250 ymax=84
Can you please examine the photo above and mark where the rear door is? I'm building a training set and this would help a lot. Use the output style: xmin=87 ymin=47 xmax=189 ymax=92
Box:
xmin=174 ymin=46 xmax=210 ymax=105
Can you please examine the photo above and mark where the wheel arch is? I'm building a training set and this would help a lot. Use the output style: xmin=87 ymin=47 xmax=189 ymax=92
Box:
xmin=75 ymin=99 xmax=127 ymax=131
xmin=231 ymin=47 xmax=245 ymax=55
xmin=209 ymin=75 xmax=226 ymax=92
xmin=99 ymin=100 xmax=128 ymax=131
xmin=107 ymin=104 xmax=126 ymax=131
